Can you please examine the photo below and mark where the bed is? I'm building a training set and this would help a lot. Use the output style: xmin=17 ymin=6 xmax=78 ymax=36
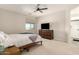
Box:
xmin=0 ymin=32 xmax=42 ymax=51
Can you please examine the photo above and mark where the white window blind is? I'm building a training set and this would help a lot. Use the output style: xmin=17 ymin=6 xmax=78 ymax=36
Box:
xmin=25 ymin=23 xmax=34 ymax=30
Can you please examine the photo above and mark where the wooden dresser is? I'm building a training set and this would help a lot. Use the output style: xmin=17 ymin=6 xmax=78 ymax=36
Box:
xmin=39 ymin=30 xmax=54 ymax=40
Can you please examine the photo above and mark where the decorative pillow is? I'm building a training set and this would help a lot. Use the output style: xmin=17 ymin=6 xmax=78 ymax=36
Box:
xmin=29 ymin=35 xmax=37 ymax=42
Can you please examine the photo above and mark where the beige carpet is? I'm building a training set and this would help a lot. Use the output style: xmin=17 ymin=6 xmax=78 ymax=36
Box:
xmin=22 ymin=39 xmax=79 ymax=55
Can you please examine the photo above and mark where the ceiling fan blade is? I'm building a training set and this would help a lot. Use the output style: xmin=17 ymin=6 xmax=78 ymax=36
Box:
xmin=40 ymin=8 xmax=48 ymax=10
xmin=39 ymin=10 xmax=43 ymax=13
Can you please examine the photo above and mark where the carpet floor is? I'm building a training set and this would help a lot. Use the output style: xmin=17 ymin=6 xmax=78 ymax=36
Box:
xmin=22 ymin=39 xmax=79 ymax=55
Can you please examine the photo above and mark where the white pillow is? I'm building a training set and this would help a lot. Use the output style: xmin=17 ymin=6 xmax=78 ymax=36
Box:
xmin=0 ymin=32 xmax=5 ymax=39
xmin=0 ymin=31 xmax=11 ymax=40
xmin=0 ymin=31 xmax=6 ymax=43
xmin=0 ymin=31 xmax=14 ymax=48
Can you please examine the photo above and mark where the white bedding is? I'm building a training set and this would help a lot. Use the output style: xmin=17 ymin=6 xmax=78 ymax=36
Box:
xmin=8 ymin=34 xmax=42 ymax=47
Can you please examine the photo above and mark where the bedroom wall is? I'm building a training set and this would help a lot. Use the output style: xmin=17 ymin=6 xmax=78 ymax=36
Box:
xmin=37 ymin=10 xmax=70 ymax=42
xmin=0 ymin=9 xmax=38 ymax=34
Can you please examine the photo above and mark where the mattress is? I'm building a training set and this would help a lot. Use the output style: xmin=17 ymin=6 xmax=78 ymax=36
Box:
xmin=8 ymin=34 xmax=42 ymax=47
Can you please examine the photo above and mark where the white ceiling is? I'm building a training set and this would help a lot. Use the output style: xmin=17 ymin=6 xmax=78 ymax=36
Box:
xmin=0 ymin=4 xmax=78 ymax=17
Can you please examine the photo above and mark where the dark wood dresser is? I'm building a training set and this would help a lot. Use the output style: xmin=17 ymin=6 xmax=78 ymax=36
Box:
xmin=39 ymin=30 xmax=54 ymax=40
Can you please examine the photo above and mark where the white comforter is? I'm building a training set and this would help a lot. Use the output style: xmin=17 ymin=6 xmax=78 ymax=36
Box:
xmin=6 ymin=34 xmax=42 ymax=47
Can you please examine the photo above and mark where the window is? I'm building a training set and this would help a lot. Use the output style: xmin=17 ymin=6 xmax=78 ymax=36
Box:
xmin=25 ymin=23 xmax=34 ymax=30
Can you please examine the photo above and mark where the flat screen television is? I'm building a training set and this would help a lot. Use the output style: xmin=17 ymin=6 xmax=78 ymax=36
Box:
xmin=41 ymin=23 xmax=49 ymax=29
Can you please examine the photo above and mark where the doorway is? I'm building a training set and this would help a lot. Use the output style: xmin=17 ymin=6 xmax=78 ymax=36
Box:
xmin=70 ymin=6 xmax=79 ymax=45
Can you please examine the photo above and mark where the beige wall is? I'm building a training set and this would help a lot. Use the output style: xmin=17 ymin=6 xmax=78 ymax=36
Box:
xmin=0 ymin=9 xmax=38 ymax=34
xmin=0 ymin=8 xmax=71 ymax=42
xmin=37 ymin=10 xmax=70 ymax=42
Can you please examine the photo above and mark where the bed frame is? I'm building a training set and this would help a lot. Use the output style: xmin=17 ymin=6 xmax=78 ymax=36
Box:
xmin=19 ymin=41 xmax=42 ymax=52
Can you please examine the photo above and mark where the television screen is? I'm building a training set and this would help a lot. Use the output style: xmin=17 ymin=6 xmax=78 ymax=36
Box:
xmin=41 ymin=23 xmax=49 ymax=29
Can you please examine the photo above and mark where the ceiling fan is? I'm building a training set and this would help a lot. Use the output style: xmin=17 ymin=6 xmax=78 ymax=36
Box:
xmin=34 ymin=4 xmax=48 ymax=13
